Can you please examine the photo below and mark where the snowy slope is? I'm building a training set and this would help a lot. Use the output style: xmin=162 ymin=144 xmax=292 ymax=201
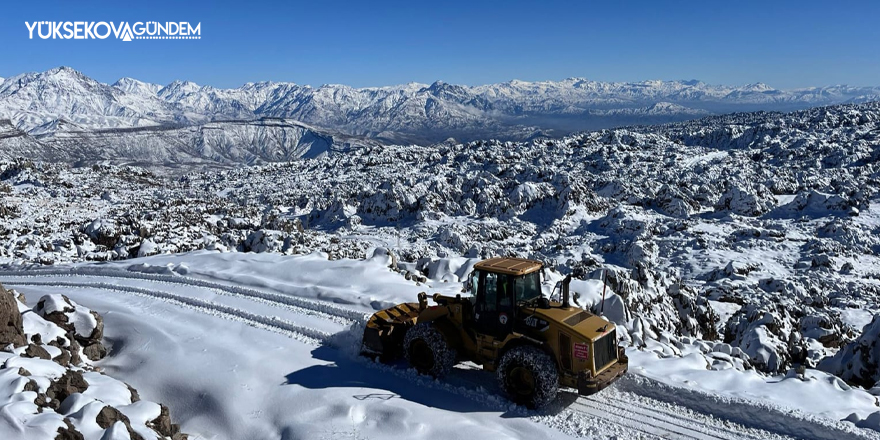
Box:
xmin=9 ymin=119 xmax=378 ymax=165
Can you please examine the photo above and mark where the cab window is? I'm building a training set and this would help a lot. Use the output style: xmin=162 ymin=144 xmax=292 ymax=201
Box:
xmin=499 ymin=274 xmax=512 ymax=308
xmin=482 ymin=271 xmax=498 ymax=312
xmin=469 ymin=271 xmax=479 ymax=298
xmin=514 ymin=272 xmax=541 ymax=303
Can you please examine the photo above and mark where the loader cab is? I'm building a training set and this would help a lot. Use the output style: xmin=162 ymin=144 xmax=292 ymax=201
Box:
xmin=466 ymin=257 xmax=544 ymax=339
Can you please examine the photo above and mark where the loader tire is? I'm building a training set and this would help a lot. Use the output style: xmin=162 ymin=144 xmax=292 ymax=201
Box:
xmin=404 ymin=323 xmax=456 ymax=377
xmin=497 ymin=345 xmax=558 ymax=409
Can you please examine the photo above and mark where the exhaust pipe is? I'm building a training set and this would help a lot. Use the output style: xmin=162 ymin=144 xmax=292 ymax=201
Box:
xmin=562 ymin=274 xmax=572 ymax=308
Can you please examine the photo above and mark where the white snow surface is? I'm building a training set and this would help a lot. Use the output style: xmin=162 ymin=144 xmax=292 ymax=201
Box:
xmin=2 ymin=251 xmax=879 ymax=439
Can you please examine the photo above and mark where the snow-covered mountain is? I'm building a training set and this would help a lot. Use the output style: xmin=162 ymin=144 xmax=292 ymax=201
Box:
xmin=1 ymin=66 xmax=880 ymax=165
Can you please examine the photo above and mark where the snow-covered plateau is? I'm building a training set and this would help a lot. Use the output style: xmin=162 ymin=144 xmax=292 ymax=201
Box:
xmin=1 ymin=99 xmax=880 ymax=439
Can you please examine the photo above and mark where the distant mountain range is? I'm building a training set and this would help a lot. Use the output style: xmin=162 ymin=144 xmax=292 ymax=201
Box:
xmin=1 ymin=66 xmax=878 ymax=166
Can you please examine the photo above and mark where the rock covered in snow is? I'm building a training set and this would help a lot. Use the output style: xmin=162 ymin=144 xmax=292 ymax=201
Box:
xmin=820 ymin=316 xmax=880 ymax=388
xmin=714 ymin=184 xmax=776 ymax=216
xmin=34 ymin=295 xmax=98 ymax=340
xmin=724 ymin=303 xmax=801 ymax=373
xmin=0 ymin=283 xmax=26 ymax=348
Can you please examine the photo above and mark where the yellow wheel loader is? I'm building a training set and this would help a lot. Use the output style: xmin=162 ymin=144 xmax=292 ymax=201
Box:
xmin=362 ymin=257 xmax=628 ymax=408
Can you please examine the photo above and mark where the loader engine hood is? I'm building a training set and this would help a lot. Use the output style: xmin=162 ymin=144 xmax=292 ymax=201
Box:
xmin=522 ymin=307 xmax=616 ymax=341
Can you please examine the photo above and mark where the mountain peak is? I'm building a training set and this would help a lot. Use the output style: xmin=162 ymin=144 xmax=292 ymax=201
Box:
xmin=113 ymin=77 xmax=162 ymax=96
xmin=740 ymin=82 xmax=774 ymax=92
xmin=680 ymin=79 xmax=704 ymax=86
xmin=44 ymin=66 xmax=86 ymax=78
xmin=158 ymin=80 xmax=202 ymax=97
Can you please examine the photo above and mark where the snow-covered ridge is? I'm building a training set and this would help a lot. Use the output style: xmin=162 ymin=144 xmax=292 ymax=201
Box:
xmin=2 ymin=67 xmax=880 ymax=155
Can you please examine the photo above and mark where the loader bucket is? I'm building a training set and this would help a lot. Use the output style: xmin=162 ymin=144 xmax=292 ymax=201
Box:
xmin=361 ymin=302 xmax=422 ymax=361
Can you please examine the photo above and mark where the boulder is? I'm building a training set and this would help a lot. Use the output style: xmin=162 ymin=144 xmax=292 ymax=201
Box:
xmin=24 ymin=343 xmax=51 ymax=360
xmin=35 ymin=294 xmax=106 ymax=360
xmin=49 ymin=337 xmax=82 ymax=367
xmin=95 ymin=405 xmax=145 ymax=440
xmin=724 ymin=303 xmax=800 ymax=373
xmin=82 ymin=342 xmax=107 ymax=361
xmin=52 ymin=348 xmax=72 ymax=367
xmin=0 ymin=283 xmax=26 ymax=348
xmin=46 ymin=370 xmax=89 ymax=407
xmin=148 ymin=404 xmax=187 ymax=440
xmin=55 ymin=418 xmax=84 ymax=440
xmin=819 ymin=316 xmax=880 ymax=388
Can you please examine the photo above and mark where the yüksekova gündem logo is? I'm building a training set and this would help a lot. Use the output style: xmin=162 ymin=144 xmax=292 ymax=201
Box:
xmin=25 ymin=21 xmax=201 ymax=41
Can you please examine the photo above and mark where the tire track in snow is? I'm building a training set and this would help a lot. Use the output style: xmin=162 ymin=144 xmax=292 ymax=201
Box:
xmin=574 ymin=397 xmax=729 ymax=440
xmin=453 ymin=364 xmax=772 ymax=440
xmin=588 ymin=392 xmax=768 ymax=440
xmin=0 ymin=268 xmax=368 ymax=323
xmin=5 ymin=280 xmax=334 ymax=346
xmin=570 ymin=399 xmax=707 ymax=440
xmin=2 ymin=273 xmax=353 ymax=326
xmin=614 ymin=374 xmax=880 ymax=440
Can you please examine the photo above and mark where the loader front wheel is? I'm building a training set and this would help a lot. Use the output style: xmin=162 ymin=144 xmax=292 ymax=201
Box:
xmin=404 ymin=323 xmax=456 ymax=377
xmin=498 ymin=345 xmax=558 ymax=409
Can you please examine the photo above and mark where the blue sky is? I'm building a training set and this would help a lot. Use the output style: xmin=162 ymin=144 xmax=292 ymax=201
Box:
xmin=1 ymin=0 xmax=878 ymax=89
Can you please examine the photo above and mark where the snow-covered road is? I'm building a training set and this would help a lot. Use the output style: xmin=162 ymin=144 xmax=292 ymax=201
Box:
xmin=3 ymin=261 xmax=876 ymax=440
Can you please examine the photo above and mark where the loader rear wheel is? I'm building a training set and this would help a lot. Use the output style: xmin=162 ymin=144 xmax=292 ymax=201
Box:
xmin=497 ymin=345 xmax=558 ymax=409
xmin=404 ymin=323 xmax=456 ymax=377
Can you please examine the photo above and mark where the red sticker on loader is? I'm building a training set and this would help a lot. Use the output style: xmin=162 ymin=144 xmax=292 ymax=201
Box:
xmin=573 ymin=343 xmax=590 ymax=360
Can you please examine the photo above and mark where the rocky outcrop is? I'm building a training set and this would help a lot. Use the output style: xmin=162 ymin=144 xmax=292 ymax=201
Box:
xmin=819 ymin=316 xmax=880 ymax=388
xmin=148 ymin=404 xmax=188 ymax=440
xmin=0 ymin=283 xmax=26 ymax=348
xmin=1 ymin=291 xmax=189 ymax=440
xmin=96 ymin=406 xmax=145 ymax=440
xmin=714 ymin=184 xmax=776 ymax=217
xmin=55 ymin=418 xmax=84 ymax=440
xmin=34 ymin=294 xmax=106 ymax=361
